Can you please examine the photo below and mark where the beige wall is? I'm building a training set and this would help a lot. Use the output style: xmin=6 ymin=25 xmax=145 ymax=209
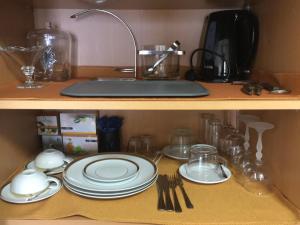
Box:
xmin=34 ymin=9 xmax=230 ymax=67
xmin=0 ymin=1 xmax=34 ymax=84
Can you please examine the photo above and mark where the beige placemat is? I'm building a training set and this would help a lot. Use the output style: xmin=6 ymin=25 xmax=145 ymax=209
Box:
xmin=0 ymin=158 xmax=299 ymax=225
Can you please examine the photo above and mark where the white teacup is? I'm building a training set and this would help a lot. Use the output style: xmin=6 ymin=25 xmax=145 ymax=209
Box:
xmin=10 ymin=169 xmax=59 ymax=196
xmin=34 ymin=149 xmax=71 ymax=170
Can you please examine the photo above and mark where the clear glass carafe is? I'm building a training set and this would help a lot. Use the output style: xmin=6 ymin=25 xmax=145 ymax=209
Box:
xmin=27 ymin=22 xmax=72 ymax=81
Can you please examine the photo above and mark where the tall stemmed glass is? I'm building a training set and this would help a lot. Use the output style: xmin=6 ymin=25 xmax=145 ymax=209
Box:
xmin=243 ymin=121 xmax=274 ymax=196
xmin=0 ymin=45 xmax=44 ymax=88
xmin=19 ymin=46 xmax=45 ymax=89
xmin=238 ymin=115 xmax=260 ymax=172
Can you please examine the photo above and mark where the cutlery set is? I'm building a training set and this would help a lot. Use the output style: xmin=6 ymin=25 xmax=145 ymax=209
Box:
xmin=156 ymin=174 xmax=193 ymax=212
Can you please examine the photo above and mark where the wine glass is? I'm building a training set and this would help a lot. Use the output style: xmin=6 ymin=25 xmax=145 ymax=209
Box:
xmin=243 ymin=121 xmax=275 ymax=196
xmin=18 ymin=65 xmax=42 ymax=89
xmin=238 ymin=114 xmax=260 ymax=172
xmin=0 ymin=45 xmax=44 ymax=88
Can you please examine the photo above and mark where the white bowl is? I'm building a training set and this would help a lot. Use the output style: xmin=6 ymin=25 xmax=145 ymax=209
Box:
xmin=34 ymin=149 xmax=67 ymax=170
xmin=10 ymin=169 xmax=50 ymax=195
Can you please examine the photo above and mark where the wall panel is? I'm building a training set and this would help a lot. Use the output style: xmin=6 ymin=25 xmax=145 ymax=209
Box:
xmin=0 ymin=1 xmax=34 ymax=84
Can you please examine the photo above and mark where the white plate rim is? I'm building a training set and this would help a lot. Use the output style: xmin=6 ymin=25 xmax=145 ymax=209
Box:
xmin=26 ymin=160 xmax=66 ymax=175
xmin=63 ymin=153 xmax=157 ymax=192
xmin=63 ymin=177 xmax=156 ymax=199
xmin=178 ymin=163 xmax=231 ymax=184
xmin=82 ymin=158 xmax=139 ymax=183
xmin=0 ymin=177 xmax=62 ymax=204
xmin=64 ymin=173 xmax=157 ymax=195
xmin=162 ymin=145 xmax=189 ymax=160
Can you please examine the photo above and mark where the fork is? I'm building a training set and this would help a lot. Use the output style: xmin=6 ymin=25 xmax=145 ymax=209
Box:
xmin=175 ymin=174 xmax=194 ymax=208
xmin=169 ymin=175 xmax=182 ymax=213
xmin=162 ymin=175 xmax=174 ymax=211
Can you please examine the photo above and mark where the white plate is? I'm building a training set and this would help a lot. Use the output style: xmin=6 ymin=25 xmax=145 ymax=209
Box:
xmin=64 ymin=174 xmax=157 ymax=195
xmin=179 ymin=163 xmax=231 ymax=184
xmin=0 ymin=177 xmax=62 ymax=204
xmin=26 ymin=158 xmax=72 ymax=175
xmin=83 ymin=158 xmax=139 ymax=183
xmin=162 ymin=145 xmax=189 ymax=160
xmin=63 ymin=153 xmax=157 ymax=193
xmin=63 ymin=177 xmax=156 ymax=199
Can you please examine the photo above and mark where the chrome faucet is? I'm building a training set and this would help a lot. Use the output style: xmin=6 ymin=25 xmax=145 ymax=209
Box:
xmin=70 ymin=9 xmax=138 ymax=79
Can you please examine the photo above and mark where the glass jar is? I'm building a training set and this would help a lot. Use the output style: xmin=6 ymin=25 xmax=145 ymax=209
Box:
xmin=138 ymin=45 xmax=184 ymax=80
xmin=27 ymin=22 xmax=72 ymax=81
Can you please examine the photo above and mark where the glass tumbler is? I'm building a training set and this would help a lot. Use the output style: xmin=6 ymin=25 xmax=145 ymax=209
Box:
xmin=200 ymin=113 xmax=214 ymax=143
xmin=127 ymin=136 xmax=142 ymax=154
xmin=208 ymin=119 xmax=222 ymax=149
xmin=140 ymin=135 xmax=156 ymax=158
xmin=224 ymin=129 xmax=245 ymax=165
xmin=186 ymin=144 xmax=226 ymax=181
xmin=169 ymin=128 xmax=193 ymax=158
xmin=218 ymin=124 xmax=234 ymax=155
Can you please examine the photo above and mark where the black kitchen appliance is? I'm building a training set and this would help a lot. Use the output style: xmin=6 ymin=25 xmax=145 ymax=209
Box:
xmin=186 ymin=10 xmax=259 ymax=82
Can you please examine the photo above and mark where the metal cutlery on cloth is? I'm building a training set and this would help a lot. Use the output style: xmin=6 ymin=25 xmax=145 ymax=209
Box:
xmin=156 ymin=174 xmax=193 ymax=212
xmin=156 ymin=175 xmax=166 ymax=210
xmin=169 ymin=175 xmax=182 ymax=212
xmin=175 ymin=174 xmax=194 ymax=208
xmin=162 ymin=175 xmax=174 ymax=211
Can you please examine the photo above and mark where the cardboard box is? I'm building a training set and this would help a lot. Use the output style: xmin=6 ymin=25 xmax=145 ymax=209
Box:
xmin=60 ymin=112 xmax=97 ymax=135
xmin=42 ymin=135 xmax=63 ymax=151
xmin=63 ymin=136 xmax=98 ymax=155
xmin=37 ymin=116 xmax=59 ymax=135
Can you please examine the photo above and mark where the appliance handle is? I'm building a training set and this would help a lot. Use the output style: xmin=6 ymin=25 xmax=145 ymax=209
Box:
xmin=189 ymin=48 xmax=229 ymax=81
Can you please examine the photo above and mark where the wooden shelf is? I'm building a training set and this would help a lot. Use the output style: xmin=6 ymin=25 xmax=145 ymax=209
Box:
xmin=0 ymin=158 xmax=298 ymax=225
xmin=31 ymin=0 xmax=244 ymax=9
xmin=0 ymin=79 xmax=300 ymax=110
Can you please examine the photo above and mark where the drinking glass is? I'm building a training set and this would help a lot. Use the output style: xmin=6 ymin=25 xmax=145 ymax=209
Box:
xmin=224 ymin=129 xmax=245 ymax=166
xmin=208 ymin=118 xmax=222 ymax=149
xmin=127 ymin=136 xmax=142 ymax=154
xmin=218 ymin=124 xmax=234 ymax=156
xmin=186 ymin=144 xmax=227 ymax=180
xmin=169 ymin=128 xmax=193 ymax=158
xmin=140 ymin=135 xmax=156 ymax=158
xmin=200 ymin=113 xmax=214 ymax=143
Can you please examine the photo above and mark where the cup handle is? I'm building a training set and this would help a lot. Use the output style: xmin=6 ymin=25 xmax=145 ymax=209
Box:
xmin=63 ymin=157 xmax=73 ymax=164
xmin=47 ymin=177 xmax=60 ymax=189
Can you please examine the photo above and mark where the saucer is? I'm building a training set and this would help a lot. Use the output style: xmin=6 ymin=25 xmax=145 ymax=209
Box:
xmin=26 ymin=157 xmax=72 ymax=175
xmin=162 ymin=145 xmax=189 ymax=160
xmin=179 ymin=163 xmax=231 ymax=184
xmin=83 ymin=158 xmax=139 ymax=183
xmin=0 ymin=177 xmax=62 ymax=204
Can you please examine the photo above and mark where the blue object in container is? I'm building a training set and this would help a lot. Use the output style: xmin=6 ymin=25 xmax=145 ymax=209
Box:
xmin=97 ymin=116 xmax=123 ymax=152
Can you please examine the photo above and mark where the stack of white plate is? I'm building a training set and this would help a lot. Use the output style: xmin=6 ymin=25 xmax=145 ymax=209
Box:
xmin=63 ymin=153 xmax=157 ymax=199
